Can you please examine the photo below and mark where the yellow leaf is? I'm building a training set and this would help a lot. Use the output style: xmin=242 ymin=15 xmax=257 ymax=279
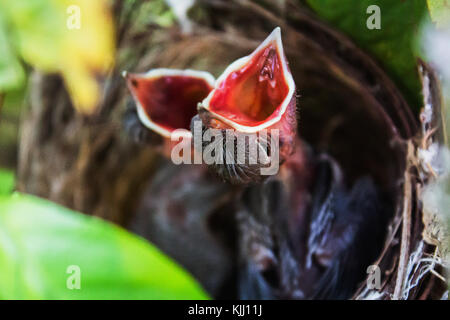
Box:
xmin=0 ymin=0 xmax=115 ymax=113
xmin=60 ymin=0 xmax=115 ymax=113
xmin=427 ymin=0 xmax=450 ymax=28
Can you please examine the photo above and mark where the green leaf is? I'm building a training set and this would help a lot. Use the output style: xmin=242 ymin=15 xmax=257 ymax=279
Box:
xmin=0 ymin=193 xmax=209 ymax=300
xmin=427 ymin=0 xmax=450 ymax=28
xmin=0 ymin=169 xmax=14 ymax=195
xmin=305 ymin=0 xmax=428 ymax=111
xmin=0 ymin=14 xmax=25 ymax=91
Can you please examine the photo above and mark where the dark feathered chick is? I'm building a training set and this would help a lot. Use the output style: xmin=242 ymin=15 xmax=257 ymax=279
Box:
xmin=236 ymin=148 xmax=390 ymax=300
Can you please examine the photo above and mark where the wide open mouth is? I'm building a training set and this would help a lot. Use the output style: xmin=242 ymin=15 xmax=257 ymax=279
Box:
xmin=201 ymin=27 xmax=295 ymax=132
xmin=124 ymin=69 xmax=215 ymax=138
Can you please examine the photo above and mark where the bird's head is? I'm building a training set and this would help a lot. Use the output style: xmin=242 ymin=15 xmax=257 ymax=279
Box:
xmin=194 ymin=27 xmax=297 ymax=184
xmin=124 ymin=27 xmax=297 ymax=183
xmin=123 ymin=68 xmax=214 ymax=158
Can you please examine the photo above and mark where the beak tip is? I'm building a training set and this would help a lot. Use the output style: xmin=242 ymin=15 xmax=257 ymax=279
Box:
xmin=262 ymin=27 xmax=282 ymax=47
xmin=272 ymin=26 xmax=282 ymax=39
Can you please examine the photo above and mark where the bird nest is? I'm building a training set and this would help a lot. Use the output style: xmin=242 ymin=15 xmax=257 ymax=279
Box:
xmin=18 ymin=0 xmax=449 ymax=299
xmin=127 ymin=0 xmax=448 ymax=299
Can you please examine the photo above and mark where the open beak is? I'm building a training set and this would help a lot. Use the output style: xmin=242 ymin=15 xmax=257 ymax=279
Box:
xmin=123 ymin=68 xmax=215 ymax=140
xmin=194 ymin=27 xmax=298 ymax=184
xmin=199 ymin=27 xmax=296 ymax=133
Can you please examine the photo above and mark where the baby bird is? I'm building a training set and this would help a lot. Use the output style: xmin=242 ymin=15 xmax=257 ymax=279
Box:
xmin=236 ymin=148 xmax=390 ymax=299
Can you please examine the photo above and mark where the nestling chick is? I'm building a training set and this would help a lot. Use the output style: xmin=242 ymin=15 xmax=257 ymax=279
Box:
xmin=237 ymin=149 xmax=390 ymax=299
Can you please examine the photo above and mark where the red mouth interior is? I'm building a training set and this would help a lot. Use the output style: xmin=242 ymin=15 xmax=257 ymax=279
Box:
xmin=130 ymin=75 xmax=212 ymax=132
xmin=208 ymin=42 xmax=289 ymax=127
